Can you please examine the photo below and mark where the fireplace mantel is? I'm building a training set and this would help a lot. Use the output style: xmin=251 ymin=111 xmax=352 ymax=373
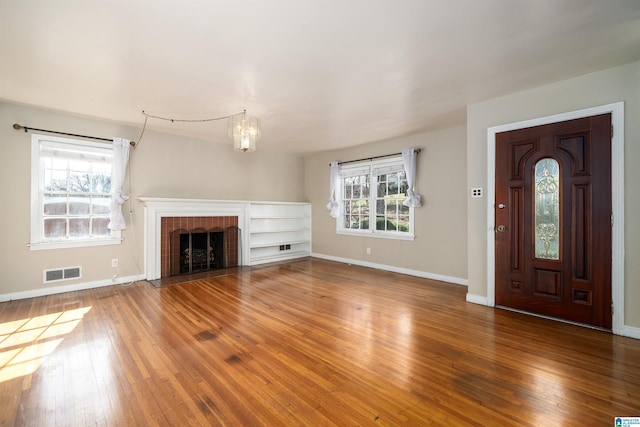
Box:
xmin=138 ymin=198 xmax=250 ymax=280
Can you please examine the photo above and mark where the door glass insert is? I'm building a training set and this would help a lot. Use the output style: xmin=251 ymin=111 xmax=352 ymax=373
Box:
xmin=534 ymin=158 xmax=560 ymax=260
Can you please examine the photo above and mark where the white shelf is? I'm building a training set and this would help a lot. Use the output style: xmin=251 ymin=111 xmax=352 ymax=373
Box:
xmin=250 ymin=228 xmax=307 ymax=234
xmin=250 ymin=239 xmax=310 ymax=249
xmin=250 ymin=215 xmax=305 ymax=220
xmin=249 ymin=250 xmax=310 ymax=265
xmin=248 ymin=202 xmax=311 ymax=266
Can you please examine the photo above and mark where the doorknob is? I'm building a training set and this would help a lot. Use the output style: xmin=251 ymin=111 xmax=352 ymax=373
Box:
xmin=496 ymin=225 xmax=506 ymax=232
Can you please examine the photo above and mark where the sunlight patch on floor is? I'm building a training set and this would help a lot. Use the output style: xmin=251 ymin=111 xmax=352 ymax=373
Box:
xmin=0 ymin=306 xmax=91 ymax=383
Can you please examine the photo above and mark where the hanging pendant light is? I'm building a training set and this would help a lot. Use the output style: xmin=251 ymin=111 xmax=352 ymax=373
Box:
xmin=228 ymin=110 xmax=260 ymax=152
xmin=140 ymin=109 xmax=261 ymax=152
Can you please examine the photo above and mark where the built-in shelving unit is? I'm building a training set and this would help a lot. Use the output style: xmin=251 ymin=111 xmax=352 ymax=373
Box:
xmin=248 ymin=202 xmax=311 ymax=265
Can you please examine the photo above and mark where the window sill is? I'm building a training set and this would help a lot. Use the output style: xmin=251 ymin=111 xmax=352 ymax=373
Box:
xmin=336 ymin=230 xmax=415 ymax=241
xmin=29 ymin=237 xmax=122 ymax=251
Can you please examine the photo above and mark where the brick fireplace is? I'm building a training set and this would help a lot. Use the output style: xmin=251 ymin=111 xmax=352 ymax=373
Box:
xmin=138 ymin=198 xmax=250 ymax=280
xmin=160 ymin=216 xmax=238 ymax=277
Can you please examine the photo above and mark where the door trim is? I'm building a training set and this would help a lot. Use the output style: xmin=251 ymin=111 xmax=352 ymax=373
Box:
xmin=486 ymin=102 xmax=625 ymax=335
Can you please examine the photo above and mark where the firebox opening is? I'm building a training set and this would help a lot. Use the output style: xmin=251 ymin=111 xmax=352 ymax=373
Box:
xmin=170 ymin=227 xmax=234 ymax=276
xmin=180 ymin=229 xmax=224 ymax=275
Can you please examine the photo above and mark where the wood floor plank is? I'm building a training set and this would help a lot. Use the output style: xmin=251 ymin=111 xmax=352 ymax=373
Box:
xmin=0 ymin=258 xmax=639 ymax=426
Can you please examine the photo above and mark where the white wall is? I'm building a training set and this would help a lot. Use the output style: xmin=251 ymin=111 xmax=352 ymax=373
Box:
xmin=466 ymin=60 xmax=640 ymax=329
xmin=0 ymin=101 xmax=306 ymax=298
xmin=304 ymin=125 xmax=468 ymax=283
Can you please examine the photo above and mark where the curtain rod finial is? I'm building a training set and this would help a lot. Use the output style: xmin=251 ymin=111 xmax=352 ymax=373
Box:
xmin=12 ymin=123 xmax=24 ymax=131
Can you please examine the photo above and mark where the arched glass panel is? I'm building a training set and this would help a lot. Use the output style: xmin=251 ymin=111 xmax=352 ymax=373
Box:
xmin=535 ymin=158 xmax=560 ymax=260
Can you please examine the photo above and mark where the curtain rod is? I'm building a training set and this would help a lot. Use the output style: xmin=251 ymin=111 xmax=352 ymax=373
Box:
xmin=12 ymin=124 xmax=136 ymax=147
xmin=331 ymin=148 xmax=421 ymax=166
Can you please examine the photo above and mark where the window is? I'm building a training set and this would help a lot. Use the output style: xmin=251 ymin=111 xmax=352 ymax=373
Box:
xmin=30 ymin=134 xmax=121 ymax=250
xmin=337 ymin=157 xmax=414 ymax=239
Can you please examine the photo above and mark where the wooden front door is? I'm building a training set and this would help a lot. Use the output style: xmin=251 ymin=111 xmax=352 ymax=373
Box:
xmin=495 ymin=114 xmax=612 ymax=329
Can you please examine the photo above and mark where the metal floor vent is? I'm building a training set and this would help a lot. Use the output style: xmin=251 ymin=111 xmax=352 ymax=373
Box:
xmin=43 ymin=266 xmax=82 ymax=284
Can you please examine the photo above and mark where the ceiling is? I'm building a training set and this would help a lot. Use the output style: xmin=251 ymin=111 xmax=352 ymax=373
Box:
xmin=1 ymin=1 xmax=640 ymax=154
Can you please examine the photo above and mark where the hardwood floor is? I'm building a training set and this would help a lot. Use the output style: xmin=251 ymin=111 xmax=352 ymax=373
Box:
xmin=1 ymin=258 xmax=638 ymax=426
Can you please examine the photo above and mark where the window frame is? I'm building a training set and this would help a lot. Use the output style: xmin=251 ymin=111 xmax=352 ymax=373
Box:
xmin=336 ymin=157 xmax=415 ymax=240
xmin=30 ymin=134 xmax=121 ymax=251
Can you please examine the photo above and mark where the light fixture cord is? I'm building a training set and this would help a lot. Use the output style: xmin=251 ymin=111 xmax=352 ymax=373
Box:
xmin=141 ymin=110 xmax=245 ymax=123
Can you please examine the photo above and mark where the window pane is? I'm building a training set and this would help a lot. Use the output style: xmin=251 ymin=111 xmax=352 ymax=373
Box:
xmin=399 ymin=177 xmax=408 ymax=194
xmin=535 ymin=158 xmax=560 ymax=260
xmin=50 ymin=157 xmax=67 ymax=169
xmin=357 ymin=200 xmax=369 ymax=215
xmin=345 ymin=185 xmax=352 ymax=198
xmin=91 ymin=174 xmax=111 ymax=193
xmin=69 ymin=159 xmax=93 ymax=173
xmin=363 ymin=183 xmax=370 ymax=198
xmin=90 ymin=164 xmax=111 ymax=193
xmin=397 ymin=215 xmax=409 ymax=231
xmin=386 ymin=174 xmax=397 ymax=195
xmin=92 ymin=196 xmax=111 ymax=214
xmin=69 ymin=218 xmax=90 ymax=238
xmin=92 ymin=218 xmax=110 ymax=236
xmin=69 ymin=198 xmax=90 ymax=215
xmin=68 ymin=172 xmax=91 ymax=193
xmin=386 ymin=199 xmax=397 ymax=213
xmin=44 ymin=195 xmax=67 ymax=215
xmin=44 ymin=218 xmax=67 ymax=238
xmin=45 ymin=169 xmax=68 ymax=191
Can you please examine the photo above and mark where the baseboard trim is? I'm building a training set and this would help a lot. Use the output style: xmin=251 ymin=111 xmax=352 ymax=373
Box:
xmin=311 ymin=253 xmax=468 ymax=286
xmin=465 ymin=293 xmax=489 ymax=306
xmin=0 ymin=274 xmax=146 ymax=302
xmin=619 ymin=325 xmax=640 ymax=340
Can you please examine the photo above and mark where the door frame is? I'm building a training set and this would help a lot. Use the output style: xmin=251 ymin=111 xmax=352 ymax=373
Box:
xmin=486 ymin=102 xmax=624 ymax=334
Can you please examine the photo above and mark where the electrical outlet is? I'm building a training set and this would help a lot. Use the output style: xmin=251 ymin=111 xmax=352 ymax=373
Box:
xmin=366 ymin=247 xmax=371 ymax=255
xmin=471 ymin=188 xmax=483 ymax=198
xmin=111 ymin=258 xmax=119 ymax=268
